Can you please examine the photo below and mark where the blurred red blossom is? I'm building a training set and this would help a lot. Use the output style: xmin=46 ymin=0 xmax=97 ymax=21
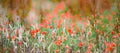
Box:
xmin=54 ymin=40 xmax=62 ymax=46
xmin=78 ymin=42 xmax=83 ymax=47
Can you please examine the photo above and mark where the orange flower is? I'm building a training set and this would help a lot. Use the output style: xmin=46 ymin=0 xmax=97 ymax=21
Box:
xmin=87 ymin=43 xmax=93 ymax=50
xmin=70 ymin=23 xmax=75 ymax=29
xmin=100 ymin=15 xmax=104 ymax=18
xmin=65 ymin=45 xmax=70 ymax=49
xmin=118 ymin=33 xmax=120 ymax=36
xmin=67 ymin=28 xmax=72 ymax=34
xmin=87 ymin=31 xmax=92 ymax=35
xmin=54 ymin=40 xmax=62 ymax=46
xmin=54 ymin=49 xmax=60 ymax=53
xmin=104 ymin=42 xmax=116 ymax=53
xmin=42 ymin=19 xmax=47 ymax=23
xmin=17 ymin=41 xmax=23 ymax=46
xmin=30 ymin=29 xmax=40 ymax=38
xmin=3 ymin=48 xmax=6 ymax=52
xmin=104 ymin=47 xmax=113 ymax=53
xmin=61 ymin=32 xmax=64 ymax=34
xmin=76 ymin=27 xmax=80 ymax=33
xmin=52 ymin=2 xmax=65 ymax=15
xmin=111 ymin=31 xmax=115 ymax=35
xmin=112 ymin=12 xmax=116 ymax=15
xmin=31 ymin=34 xmax=35 ymax=38
xmin=47 ymin=26 xmax=53 ymax=29
xmin=35 ymin=29 xmax=39 ymax=33
xmin=111 ymin=43 xmax=116 ymax=47
xmin=57 ymin=24 xmax=61 ymax=28
xmin=106 ymin=15 xmax=112 ymax=21
xmin=41 ymin=31 xmax=47 ymax=35
xmin=65 ymin=11 xmax=71 ymax=19
xmin=66 ymin=49 xmax=71 ymax=53
xmin=57 ymin=19 xmax=62 ymax=28
xmin=78 ymin=42 xmax=83 ymax=47
xmin=30 ymin=30 xmax=35 ymax=38
xmin=85 ymin=50 xmax=92 ymax=53
xmin=12 ymin=35 xmax=17 ymax=41
xmin=85 ymin=43 xmax=93 ymax=53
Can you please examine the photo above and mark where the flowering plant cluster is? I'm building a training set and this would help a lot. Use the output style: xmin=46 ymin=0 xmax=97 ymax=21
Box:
xmin=0 ymin=0 xmax=120 ymax=53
